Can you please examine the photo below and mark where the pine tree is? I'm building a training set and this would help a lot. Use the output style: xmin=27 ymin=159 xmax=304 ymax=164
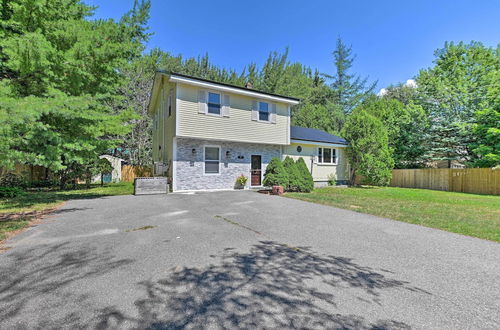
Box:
xmin=282 ymin=156 xmax=301 ymax=191
xmin=263 ymin=157 xmax=289 ymax=188
xmin=295 ymin=158 xmax=314 ymax=192
xmin=0 ymin=0 xmax=151 ymax=188
xmin=324 ymin=37 xmax=376 ymax=116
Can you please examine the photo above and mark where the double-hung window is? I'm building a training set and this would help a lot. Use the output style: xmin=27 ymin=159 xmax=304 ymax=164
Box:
xmin=318 ymin=147 xmax=336 ymax=164
xmin=258 ymin=101 xmax=269 ymax=121
xmin=207 ymin=92 xmax=221 ymax=115
xmin=204 ymin=146 xmax=220 ymax=174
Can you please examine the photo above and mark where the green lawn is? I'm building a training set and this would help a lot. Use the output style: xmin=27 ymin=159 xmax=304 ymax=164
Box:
xmin=286 ymin=186 xmax=500 ymax=242
xmin=0 ymin=182 xmax=133 ymax=241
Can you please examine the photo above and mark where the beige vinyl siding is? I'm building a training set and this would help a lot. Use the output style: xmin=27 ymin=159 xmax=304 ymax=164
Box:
xmin=283 ymin=142 xmax=349 ymax=181
xmin=177 ymin=84 xmax=289 ymax=145
xmin=152 ymin=80 xmax=176 ymax=176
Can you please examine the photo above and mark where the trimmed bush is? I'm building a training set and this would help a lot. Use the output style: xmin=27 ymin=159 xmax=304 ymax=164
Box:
xmin=263 ymin=157 xmax=289 ymax=188
xmin=295 ymin=157 xmax=314 ymax=192
xmin=0 ymin=186 xmax=26 ymax=198
xmin=282 ymin=156 xmax=301 ymax=192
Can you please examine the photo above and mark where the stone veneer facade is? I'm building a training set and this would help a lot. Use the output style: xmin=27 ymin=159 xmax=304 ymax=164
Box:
xmin=174 ymin=138 xmax=281 ymax=191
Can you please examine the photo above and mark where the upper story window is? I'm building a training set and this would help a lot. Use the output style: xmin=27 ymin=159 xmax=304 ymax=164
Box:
xmin=207 ymin=92 xmax=221 ymax=115
xmin=318 ymin=147 xmax=336 ymax=164
xmin=259 ymin=101 xmax=269 ymax=121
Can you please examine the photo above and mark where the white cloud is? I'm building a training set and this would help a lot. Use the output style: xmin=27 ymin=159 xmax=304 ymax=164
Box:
xmin=405 ymin=79 xmax=417 ymax=88
xmin=378 ymin=88 xmax=388 ymax=96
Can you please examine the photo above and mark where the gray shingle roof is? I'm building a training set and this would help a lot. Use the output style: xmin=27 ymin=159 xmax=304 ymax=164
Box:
xmin=290 ymin=126 xmax=348 ymax=145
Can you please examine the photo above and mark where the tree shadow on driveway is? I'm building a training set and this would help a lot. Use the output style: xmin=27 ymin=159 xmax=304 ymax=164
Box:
xmin=0 ymin=242 xmax=134 ymax=328
xmin=99 ymin=241 xmax=426 ymax=329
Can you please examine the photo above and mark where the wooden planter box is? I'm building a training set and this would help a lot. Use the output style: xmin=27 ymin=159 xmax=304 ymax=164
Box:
xmin=134 ymin=177 xmax=168 ymax=195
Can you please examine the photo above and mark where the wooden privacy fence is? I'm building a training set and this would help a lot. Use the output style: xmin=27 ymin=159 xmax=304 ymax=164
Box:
xmin=0 ymin=164 xmax=50 ymax=182
xmin=121 ymin=165 xmax=153 ymax=182
xmin=390 ymin=168 xmax=500 ymax=195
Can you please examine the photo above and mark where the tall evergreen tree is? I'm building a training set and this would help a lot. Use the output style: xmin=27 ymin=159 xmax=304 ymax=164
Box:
xmin=324 ymin=37 xmax=376 ymax=116
xmin=0 ymin=0 xmax=151 ymax=187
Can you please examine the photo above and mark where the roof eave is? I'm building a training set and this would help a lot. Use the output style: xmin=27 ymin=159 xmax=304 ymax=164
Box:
xmin=160 ymin=71 xmax=300 ymax=105
xmin=290 ymin=138 xmax=348 ymax=147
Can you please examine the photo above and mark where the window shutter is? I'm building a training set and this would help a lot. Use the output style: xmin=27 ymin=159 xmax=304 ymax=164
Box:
xmin=251 ymin=100 xmax=258 ymax=121
xmin=198 ymin=90 xmax=207 ymax=114
xmin=270 ymin=103 xmax=277 ymax=123
xmin=222 ymin=94 xmax=230 ymax=117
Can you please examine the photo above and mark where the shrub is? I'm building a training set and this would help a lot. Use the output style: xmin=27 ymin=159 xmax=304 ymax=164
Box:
xmin=295 ymin=157 xmax=314 ymax=192
xmin=263 ymin=157 xmax=289 ymax=188
xmin=341 ymin=109 xmax=394 ymax=186
xmin=0 ymin=173 xmax=26 ymax=188
xmin=0 ymin=186 xmax=26 ymax=198
xmin=327 ymin=173 xmax=336 ymax=186
xmin=235 ymin=174 xmax=248 ymax=187
xmin=28 ymin=179 xmax=59 ymax=188
xmin=282 ymin=156 xmax=301 ymax=192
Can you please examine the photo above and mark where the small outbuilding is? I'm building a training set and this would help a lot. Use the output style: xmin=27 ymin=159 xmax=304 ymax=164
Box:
xmin=92 ymin=155 xmax=124 ymax=183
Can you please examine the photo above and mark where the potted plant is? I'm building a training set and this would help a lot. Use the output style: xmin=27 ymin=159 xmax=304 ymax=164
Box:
xmin=235 ymin=174 xmax=248 ymax=189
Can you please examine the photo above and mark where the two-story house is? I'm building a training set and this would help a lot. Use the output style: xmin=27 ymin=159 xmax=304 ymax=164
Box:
xmin=148 ymin=72 xmax=349 ymax=191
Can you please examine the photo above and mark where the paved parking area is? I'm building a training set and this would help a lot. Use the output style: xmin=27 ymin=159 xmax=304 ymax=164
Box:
xmin=1 ymin=191 xmax=499 ymax=329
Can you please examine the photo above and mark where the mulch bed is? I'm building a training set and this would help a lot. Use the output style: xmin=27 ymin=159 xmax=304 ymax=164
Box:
xmin=257 ymin=189 xmax=271 ymax=194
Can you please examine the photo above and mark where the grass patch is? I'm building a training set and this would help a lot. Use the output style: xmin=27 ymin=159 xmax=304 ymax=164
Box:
xmin=0 ymin=182 xmax=133 ymax=241
xmin=126 ymin=225 xmax=156 ymax=232
xmin=0 ymin=218 xmax=29 ymax=241
xmin=0 ymin=182 xmax=133 ymax=215
xmin=286 ymin=186 xmax=500 ymax=242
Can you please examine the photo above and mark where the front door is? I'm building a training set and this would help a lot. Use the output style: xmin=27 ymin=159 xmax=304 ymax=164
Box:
xmin=251 ymin=155 xmax=262 ymax=186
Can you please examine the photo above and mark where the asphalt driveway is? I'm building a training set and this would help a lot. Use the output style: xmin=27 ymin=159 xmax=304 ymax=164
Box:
xmin=1 ymin=191 xmax=499 ymax=329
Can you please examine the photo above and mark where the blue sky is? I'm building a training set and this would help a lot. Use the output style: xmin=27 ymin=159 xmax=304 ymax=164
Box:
xmin=86 ymin=0 xmax=500 ymax=91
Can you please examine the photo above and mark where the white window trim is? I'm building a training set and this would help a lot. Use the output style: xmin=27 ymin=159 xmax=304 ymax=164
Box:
xmin=206 ymin=90 xmax=222 ymax=117
xmin=318 ymin=147 xmax=337 ymax=165
xmin=203 ymin=144 xmax=221 ymax=175
xmin=257 ymin=99 xmax=271 ymax=123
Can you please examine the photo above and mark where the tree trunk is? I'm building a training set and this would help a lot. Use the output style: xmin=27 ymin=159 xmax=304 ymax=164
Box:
xmin=85 ymin=173 xmax=91 ymax=189
xmin=349 ymin=165 xmax=357 ymax=186
xmin=59 ymin=171 xmax=67 ymax=190
xmin=100 ymin=173 xmax=104 ymax=186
